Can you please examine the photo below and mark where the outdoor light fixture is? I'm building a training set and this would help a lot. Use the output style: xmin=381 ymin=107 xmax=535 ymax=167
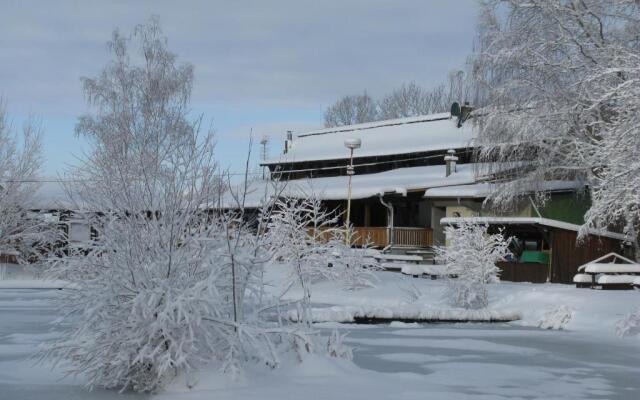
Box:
xmin=344 ymin=138 xmax=361 ymax=245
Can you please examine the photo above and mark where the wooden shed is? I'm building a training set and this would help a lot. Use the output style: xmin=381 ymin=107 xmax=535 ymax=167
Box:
xmin=441 ymin=217 xmax=631 ymax=284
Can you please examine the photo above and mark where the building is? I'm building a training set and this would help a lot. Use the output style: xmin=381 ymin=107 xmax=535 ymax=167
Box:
xmin=238 ymin=109 xmax=631 ymax=284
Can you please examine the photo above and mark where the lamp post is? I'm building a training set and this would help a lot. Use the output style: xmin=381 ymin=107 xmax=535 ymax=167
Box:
xmin=344 ymin=138 xmax=361 ymax=245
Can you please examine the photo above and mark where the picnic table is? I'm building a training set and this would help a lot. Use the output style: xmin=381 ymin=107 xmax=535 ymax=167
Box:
xmin=574 ymin=253 xmax=640 ymax=290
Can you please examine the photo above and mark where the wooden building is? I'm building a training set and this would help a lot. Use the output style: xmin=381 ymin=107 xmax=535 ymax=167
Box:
xmin=218 ymin=110 xmax=634 ymax=284
xmin=440 ymin=217 xmax=629 ymax=284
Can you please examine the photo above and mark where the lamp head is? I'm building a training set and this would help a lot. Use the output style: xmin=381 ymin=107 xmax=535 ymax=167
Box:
xmin=344 ymin=138 xmax=362 ymax=150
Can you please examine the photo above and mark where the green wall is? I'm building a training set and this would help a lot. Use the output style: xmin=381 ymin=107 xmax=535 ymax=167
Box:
xmin=540 ymin=192 xmax=590 ymax=225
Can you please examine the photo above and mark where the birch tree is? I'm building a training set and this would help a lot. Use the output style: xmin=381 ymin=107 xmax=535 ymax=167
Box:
xmin=471 ymin=0 xmax=640 ymax=241
xmin=44 ymin=20 xmax=311 ymax=392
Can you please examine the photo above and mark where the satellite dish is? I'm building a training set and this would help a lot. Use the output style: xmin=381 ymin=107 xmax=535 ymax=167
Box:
xmin=450 ymin=102 xmax=461 ymax=117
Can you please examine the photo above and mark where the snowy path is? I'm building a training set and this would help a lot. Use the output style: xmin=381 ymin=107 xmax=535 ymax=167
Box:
xmin=1 ymin=288 xmax=639 ymax=399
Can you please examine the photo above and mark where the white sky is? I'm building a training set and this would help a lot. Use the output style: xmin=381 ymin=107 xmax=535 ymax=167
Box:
xmin=0 ymin=0 xmax=479 ymax=176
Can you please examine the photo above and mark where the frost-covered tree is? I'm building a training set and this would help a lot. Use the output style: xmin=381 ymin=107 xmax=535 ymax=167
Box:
xmin=435 ymin=222 xmax=511 ymax=309
xmin=323 ymin=92 xmax=378 ymax=127
xmin=0 ymin=101 xmax=58 ymax=265
xmin=266 ymin=196 xmax=380 ymax=325
xmin=471 ymin=0 xmax=640 ymax=242
xmin=44 ymin=20 xmax=311 ymax=392
xmin=266 ymin=196 xmax=338 ymax=327
xmin=325 ymin=227 xmax=381 ymax=290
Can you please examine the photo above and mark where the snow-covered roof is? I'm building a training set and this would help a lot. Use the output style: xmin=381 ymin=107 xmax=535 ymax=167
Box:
xmin=24 ymin=179 xmax=93 ymax=211
xmin=424 ymin=180 xmax=583 ymax=199
xmin=440 ymin=216 xmax=629 ymax=241
xmin=29 ymin=180 xmax=74 ymax=210
xmin=218 ymin=163 xmax=482 ymax=209
xmin=262 ymin=113 xmax=475 ymax=165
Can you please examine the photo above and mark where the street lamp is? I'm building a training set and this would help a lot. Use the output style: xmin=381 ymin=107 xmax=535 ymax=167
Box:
xmin=344 ymin=138 xmax=361 ymax=245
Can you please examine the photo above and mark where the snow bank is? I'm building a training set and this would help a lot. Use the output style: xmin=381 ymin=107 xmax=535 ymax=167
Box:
xmin=265 ymin=265 xmax=640 ymax=336
xmin=400 ymin=264 xmax=448 ymax=276
xmin=572 ymin=273 xmax=592 ymax=283
xmin=538 ymin=305 xmax=573 ymax=330
xmin=287 ymin=305 xmax=521 ymax=323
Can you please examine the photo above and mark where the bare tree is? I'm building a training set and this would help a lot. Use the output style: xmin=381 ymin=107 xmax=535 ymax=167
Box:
xmin=0 ymin=101 xmax=56 ymax=267
xmin=323 ymin=92 xmax=378 ymax=127
xmin=378 ymin=82 xmax=436 ymax=119
xmin=471 ymin=0 xmax=640 ymax=242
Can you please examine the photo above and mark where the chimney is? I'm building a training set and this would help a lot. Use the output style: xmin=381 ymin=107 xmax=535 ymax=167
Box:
xmin=284 ymin=130 xmax=293 ymax=154
xmin=445 ymin=149 xmax=458 ymax=177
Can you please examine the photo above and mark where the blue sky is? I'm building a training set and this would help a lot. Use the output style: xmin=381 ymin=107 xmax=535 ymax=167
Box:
xmin=0 ymin=0 xmax=478 ymax=176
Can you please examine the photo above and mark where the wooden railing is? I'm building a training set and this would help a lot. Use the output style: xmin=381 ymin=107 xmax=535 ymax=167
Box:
xmin=392 ymin=227 xmax=433 ymax=247
xmin=353 ymin=227 xmax=389 ymax=248
xmin=307 ymin=226 xmax=433 ymax=248
xmin=354 ymin=227 xmax=433 ymax=248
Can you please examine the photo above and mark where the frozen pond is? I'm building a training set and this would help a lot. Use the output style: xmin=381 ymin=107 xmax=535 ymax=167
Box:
xmin=339 ymin=323 xmax=640 ymax=399
xmin=1 ymin=289 xmax=639 ymax=399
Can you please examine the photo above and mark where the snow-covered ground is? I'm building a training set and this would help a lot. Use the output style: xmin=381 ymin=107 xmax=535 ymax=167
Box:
xmin=1 ymin=270 xmax=639 ymax=399
xmin=265 ymin=265 xmax=640 ymax=334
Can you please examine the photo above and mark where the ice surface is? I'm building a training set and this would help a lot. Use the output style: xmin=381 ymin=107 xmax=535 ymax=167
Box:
xmin=2 ymin=271 xmax=640 ymax=399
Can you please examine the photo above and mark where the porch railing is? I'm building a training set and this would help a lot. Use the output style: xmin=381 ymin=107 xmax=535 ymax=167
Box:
xmin=355 ymin=227 xmax=433 ymax=248
xmin=353 ymin=227 xmax=389 ymax=247
xmin=307 ymin=226 xmax=433 ymax=248
xmin=391 ymin=227 xmax=433 ymax=248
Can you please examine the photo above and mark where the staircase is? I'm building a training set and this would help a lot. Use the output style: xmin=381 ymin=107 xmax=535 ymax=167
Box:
xmin=382 ymin=245 xmax=436 ymax=264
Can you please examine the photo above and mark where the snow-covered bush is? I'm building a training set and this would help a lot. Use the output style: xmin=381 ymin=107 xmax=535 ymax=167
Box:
xmin=435 ymin=222 xmax=511 ymax=309
xmin=538 ymin=305 xmax=573 ymax=330
xmin=400 ymin=282 xmax=423 ymax=304
xmin=325 ymin=227 xmax=381 ymax=290
xmin=615 ymin=309 xmax=640 ymax=338
xmin=266 ymin=196 xmax=338 ymax=327
xmin=267 ymin=196 xmax=380 ymax=324
xmin=326 ymin=330 xmax=353 ymax=361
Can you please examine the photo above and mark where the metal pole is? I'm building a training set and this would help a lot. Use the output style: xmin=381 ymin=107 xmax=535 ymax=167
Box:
xmin=345 ymin=148 xmax=354 ymax=245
